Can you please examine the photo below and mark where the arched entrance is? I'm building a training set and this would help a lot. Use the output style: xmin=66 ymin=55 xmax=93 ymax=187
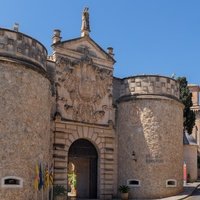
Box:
xmin=68 ymin=139 xmax=98 ymax=199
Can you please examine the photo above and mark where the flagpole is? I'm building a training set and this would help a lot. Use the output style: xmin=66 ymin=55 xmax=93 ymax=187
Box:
xmin=34 ymin=163 xmax=39 ymax=200
xmin=51 ymin=185 xmax=53 ymax=200
xmin=51 ymin=162 xmax=54 ymax=200
xmin=42 ymin=187 xmax=44 ymax=200
xmin=47 ymin=162 xmax=49 ymax=200
xmin=35 ymin=190 xmax=37 ymax=200
xmin=51 ymin=183 xmax=53 ymax=200
xmin=42 ymin=162 xmax=44 ymax=200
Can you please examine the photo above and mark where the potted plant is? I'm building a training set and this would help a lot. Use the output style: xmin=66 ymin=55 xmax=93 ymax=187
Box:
xmin=118 ymin=185 xmax=130 ymax=200
xmin=53 ymin=185 xmax=66 ymax=200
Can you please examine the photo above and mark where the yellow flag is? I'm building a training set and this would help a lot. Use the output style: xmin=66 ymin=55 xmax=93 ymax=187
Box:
xmin=34 ymin=163 xmax=39 ymax=191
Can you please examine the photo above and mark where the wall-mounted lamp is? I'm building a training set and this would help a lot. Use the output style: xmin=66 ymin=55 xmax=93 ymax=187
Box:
xmin=132 ymin=151 xmax=137 ymax=162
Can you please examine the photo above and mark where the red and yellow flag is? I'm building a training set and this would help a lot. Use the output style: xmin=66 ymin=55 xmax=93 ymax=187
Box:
xmin=44 ymin=164 xmax=49 ymax=189
xmin=49 ymin=164 xmax=54 ymax=186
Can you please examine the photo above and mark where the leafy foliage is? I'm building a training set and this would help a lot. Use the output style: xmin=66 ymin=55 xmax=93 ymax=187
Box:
xmin=118 ymin=185 xmax=130 ymax=193
xmin=53 ymin=185 xmax=66 ymax=196
xmin=177 ymin=77 xmax=195 ymax=134
xmin=68 ymin=172 xmax=77 ymax=187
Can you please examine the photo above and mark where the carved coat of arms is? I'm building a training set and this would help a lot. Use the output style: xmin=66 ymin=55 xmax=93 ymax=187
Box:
xmin=56 ymin=56 xmax=112 ymax=123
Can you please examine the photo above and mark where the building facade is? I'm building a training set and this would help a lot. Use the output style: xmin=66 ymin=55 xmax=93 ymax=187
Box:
xmin=0 ymin=9 xmax=184 ymax=200
xmin=188 ymin=84 xmax=200 ymax=178
xmin=183 ymin=132 xmax=198 ymax=182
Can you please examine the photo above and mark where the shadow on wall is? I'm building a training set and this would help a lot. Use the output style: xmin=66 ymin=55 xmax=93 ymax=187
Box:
xmin=117 ymin=99 xmax=183 ymax=199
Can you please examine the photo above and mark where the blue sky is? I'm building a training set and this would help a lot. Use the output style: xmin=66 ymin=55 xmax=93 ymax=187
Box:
xmin=1 ymin=0 xmax=200 ymax=84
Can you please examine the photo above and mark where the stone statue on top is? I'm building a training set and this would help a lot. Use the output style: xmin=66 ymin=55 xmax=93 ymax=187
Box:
xmin=81 ymin=7 xmax=91 ymax=36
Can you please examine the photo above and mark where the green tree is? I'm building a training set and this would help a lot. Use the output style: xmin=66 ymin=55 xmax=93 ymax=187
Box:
xmin=177 ymin=77 xmax=196 ymax=134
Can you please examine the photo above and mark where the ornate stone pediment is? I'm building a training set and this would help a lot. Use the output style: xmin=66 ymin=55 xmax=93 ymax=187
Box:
xmin=56 ymin=55 xmax=113 ymax=124
xmin=53 ymin=37 xmax=115 ymax=66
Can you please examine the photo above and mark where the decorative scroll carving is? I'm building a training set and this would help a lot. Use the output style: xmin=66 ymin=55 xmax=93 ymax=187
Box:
xmin=56 ymin=55 xmax=112 ymax=123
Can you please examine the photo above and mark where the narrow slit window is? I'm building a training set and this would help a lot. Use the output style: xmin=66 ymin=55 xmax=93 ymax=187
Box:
xmin=127 ymin=179 xmax=141 ymax=187
xmin=5 ymin=179 xmax=20 ymax=185
xmin=1 ymin=176 xmax=23 ymax=188
xmin=166 ymin=179 xmax=177 ymax=187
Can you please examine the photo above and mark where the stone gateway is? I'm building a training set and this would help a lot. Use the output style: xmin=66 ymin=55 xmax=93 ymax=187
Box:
xmin=0 ymin=8 xmax=184 ymax=200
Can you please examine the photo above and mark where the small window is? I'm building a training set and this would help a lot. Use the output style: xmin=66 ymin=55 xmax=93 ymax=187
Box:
xmin=166 ymin=179 xmax=177 ymax=187
xmin=127 ymin=179 xmax=141 ymax=187
xmin=1 ymin=176 xmax=23 ymax=188
xmin=5 ymin=179 xmax=20 ymax=185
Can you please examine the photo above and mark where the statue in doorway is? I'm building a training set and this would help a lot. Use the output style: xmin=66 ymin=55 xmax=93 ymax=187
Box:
xmin=67 ymin=162 xmax=77 ymax=197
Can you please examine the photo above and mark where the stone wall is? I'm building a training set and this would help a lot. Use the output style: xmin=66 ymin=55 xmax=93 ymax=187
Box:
xmin=54 ymin=56 xmax=114 ymax=126
xmin=51 ymin=31 xmax=116 ymax=199
xmin=53 ymin=117 xmax=116 ymax=199
xmin=118 ymin=75 xmax=179 ymax=100
xmin=0 ymin=61 xmax=51 ymax=200
xmin=188 ymin=85 xmax=200 ymax=179
xmin=184 ymin=145 xmax=198 ymax=182
xmin=188 ymin=84 xmax=200 ymax=108
xmin=117 ymin=96 xmax=183 ymax=199
xmin=0 ymin=28 xmax=47 ymax=72
xmin=0 ymin=25 xmax=185 ymax=200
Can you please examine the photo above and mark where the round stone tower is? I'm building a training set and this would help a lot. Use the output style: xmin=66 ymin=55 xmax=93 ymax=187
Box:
xmin=116 ymin=75 xmax=184 ymax=199
xmin=0 ymin=28 xmax=51 ymax=200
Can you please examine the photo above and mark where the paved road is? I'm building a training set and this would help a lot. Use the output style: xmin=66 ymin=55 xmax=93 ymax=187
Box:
xmin=186 ymin=187 xmax=200 ymax=200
